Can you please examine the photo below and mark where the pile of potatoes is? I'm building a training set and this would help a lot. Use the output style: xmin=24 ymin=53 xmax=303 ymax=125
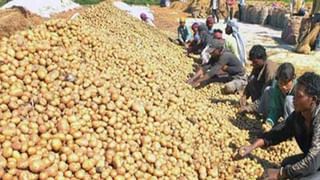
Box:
xmin=0 ymin=1 xmax=300 ymax=179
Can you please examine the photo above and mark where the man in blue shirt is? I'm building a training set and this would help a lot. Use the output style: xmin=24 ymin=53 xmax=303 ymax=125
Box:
xmin=177 ymin=18 xmax=192 ymax=47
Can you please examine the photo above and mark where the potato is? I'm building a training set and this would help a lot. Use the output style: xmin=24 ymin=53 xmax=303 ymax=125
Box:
xmin=0 ymin=1 xmax=299 ymax=179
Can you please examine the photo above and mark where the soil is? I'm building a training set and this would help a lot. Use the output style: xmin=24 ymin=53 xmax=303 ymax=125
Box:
xmin=151 ymin=5 xmax=190 ymax=35
xmin=0 ymin=6 xmax=85 ymax=39
xmin=0 ymin=7 xmax=43 ymax=38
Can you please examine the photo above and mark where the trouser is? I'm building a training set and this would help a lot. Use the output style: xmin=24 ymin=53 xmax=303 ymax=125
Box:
xmin=238 ymin=4 xmax=244 ymax=21
xmin=226 ymin=5 xmax=234 ymax=22
xmin=177 ymin=39 xmax=187 ymax=46
xmin=188 ymin=42 xmax=204 ymax=55
xmin=313 ymin=13 xmax=320 ymax=24
xmin=201 ymin=74 xmax=247 ymax=93
xmin=212 ymin=9 xmax=219 ymax=23
xmin=223 ymin=75 xmax=247 ymax=94
xmin=281 ymin=154 xmax=320 ymax=180
xmin=257 ymin=86 xmax=272 ymax=118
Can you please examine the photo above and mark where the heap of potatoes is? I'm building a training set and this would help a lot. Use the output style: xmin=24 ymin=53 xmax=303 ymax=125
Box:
xmin=0 ymin=1 xmax=300 ymax=179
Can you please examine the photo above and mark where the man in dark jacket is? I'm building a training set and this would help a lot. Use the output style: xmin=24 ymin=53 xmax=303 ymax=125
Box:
xmin=238 ymin=72 xmax=320 ymax=180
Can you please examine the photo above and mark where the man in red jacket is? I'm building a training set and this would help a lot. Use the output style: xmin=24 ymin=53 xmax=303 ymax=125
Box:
xmin=226 ymin=0 xmax=236 ymax=22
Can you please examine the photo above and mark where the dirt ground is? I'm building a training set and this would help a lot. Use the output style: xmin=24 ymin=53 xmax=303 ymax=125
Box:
xmin=151 ymin=5 xmax=190 ymax=35
xmin=0 ymin=7 xmax=42 ymax=38
xmin=0 ymin=6 xmax=85 ymax=39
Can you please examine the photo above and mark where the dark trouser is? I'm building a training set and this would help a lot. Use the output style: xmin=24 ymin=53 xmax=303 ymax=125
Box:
xmin=313 ymin=13 xmax=320 ymax=24
xmin=311 ymin=14 xmax=320 ymax=32
xmin=212 ymin=9 xmax=219 ymax=23
xmin=187 ymin=44 xmax=202 ymax=54
xmin=238 ymin=4 xmax=243 ymax=21
xmin=201 ymin=74 xmax=247 ymax=93
xmin=281 ymin=154 xmax=320 ymax=180
xmin=188 ymin=42 xmax=204 ymax=55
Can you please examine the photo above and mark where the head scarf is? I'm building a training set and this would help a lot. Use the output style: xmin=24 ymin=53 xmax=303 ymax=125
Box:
xmin=140 ymin=13 xmax=147 ymax=21
xmin=227 ymin=20 xmax=246 ymax=66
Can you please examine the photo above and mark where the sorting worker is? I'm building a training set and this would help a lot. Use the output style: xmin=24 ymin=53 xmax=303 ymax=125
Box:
xmin=238 ymin=72 xmax=320 ymax=180
xmin=264 ymin=63 xmax=296 ymax=129
xmin=187 ymin=23 xmax=202 ymax=55
xmin=225 ymin=20 xmax=246 ymax=66
xmin=311 ymin=0 xmax=320 ymax=23
xmin=226 ymin=0 xmax=236 ymax=22
xmin=201 ymin=29 xmax=237 ymax=64
xmin=290 ymin=0 xmax=306 ymax=16
xmin=204 ymin=16 xmax=215 ymax=34
xmin=140 ymin=13 xmax=155 ymax=27
xmin=209 ymin=0 xmax=220 ymax=23
xmin=188 ymin=19 xmax=215 ymax=55
xmin=238 ymin=0 xmax=246 ymax=21
xmin=177 ymin=18 xmax=192 ymax=47
xmin=199 ymin=17 xmax=216 ymax=47
xmin=239 ymin=45 xmax=279 ymax=115
xmin=187 ymin=39 xmax=247 ymax=94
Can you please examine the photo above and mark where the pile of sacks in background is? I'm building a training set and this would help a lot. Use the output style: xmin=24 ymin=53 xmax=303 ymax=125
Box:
xmin=240 ymin=5 xmax=310 ymax=47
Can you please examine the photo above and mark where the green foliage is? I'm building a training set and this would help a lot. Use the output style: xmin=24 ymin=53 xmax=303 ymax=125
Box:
xmin=123 ymin=0 xmax=159 ymax=5
xmin=73 ymin=0 xmax=102 ymax=5
xmin=0 ymin=0 xmax=7 ymax=7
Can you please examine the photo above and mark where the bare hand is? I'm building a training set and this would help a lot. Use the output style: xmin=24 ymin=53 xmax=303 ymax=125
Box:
xmin=222 ymin=65 xmax=228 ymax=71
xmin=238 ymin=145 xmax=254 ymax=157
xmin=262 ymin=168 xmax=280 ymax=180
xmin=239 ymin=95 xmax=247 ymax=107
xmin=238 ymin=105 xmax=250 ymax=114
xmin=191 ymin=81 xmax=200 ymax=88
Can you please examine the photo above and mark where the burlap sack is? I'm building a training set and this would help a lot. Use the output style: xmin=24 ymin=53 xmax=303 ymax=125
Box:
xmin=257 ymin=7 xmax=269 ymax=25
xmin=247 ymin=6 xmax=255 ymax=23
xmin=269 ymin=8 xmax=288 ymax=28
xmin=298 ymin=18 xmax=312 ymax=43
xmin=296 ymin=23 xmax=320 ymax=54
xmin=251 ymin=7 xmax=259 ymax=24
xmin=281 ymin=16 xmax=303 ymax=45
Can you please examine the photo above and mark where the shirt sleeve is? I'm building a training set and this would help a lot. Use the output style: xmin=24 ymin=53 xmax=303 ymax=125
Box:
xmin=225 ymin=63 xmax=244 ymax=75
xmin=201 ymin=46 xmax=211 ymax=64
xmin=206 ymin=56 xmax=228 ymax=78
xmin=261 ymin=113 xmax=295 ymax=147
xmin=267 ymin=81 xmax=282 ymax=125
xmin=178 ymin=27 xmax=184 ymax=42
xmin=186 ymin=28 xmax=192 ymax=41
xmin=284 ymin=117 xmax=320 ymax=178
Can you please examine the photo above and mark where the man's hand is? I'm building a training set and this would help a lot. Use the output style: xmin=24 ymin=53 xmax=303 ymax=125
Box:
xmin=262 ymin=168 xmax=280 ymax=180
xmin=238 ymin=145 xmax=254 ymax=157
xmin=190 ymin=81 xmax=201 ymax=88
xmin=239 ymin=95 xmax=247 ymax=107
xmin=222 ymin=65 xmax=228 ymax=71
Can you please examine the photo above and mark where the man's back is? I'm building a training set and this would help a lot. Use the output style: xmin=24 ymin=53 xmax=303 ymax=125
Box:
xmin=208 ymin=50 xmax=245 ymax=77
